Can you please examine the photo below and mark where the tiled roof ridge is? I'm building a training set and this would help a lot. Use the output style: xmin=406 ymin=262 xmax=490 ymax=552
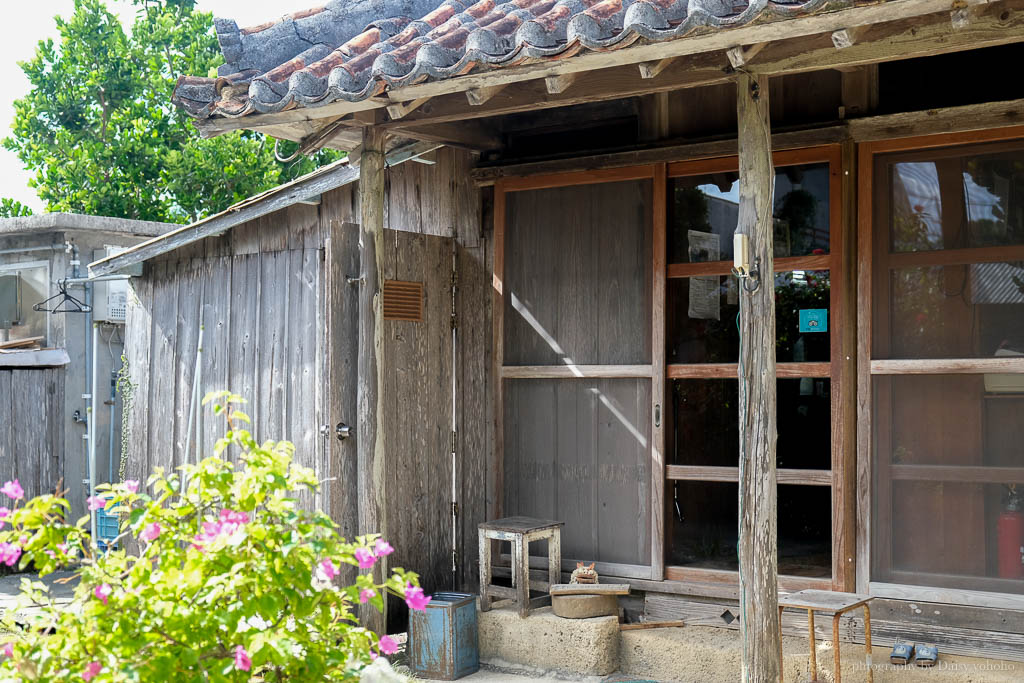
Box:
xmin=172 ymin=0 xmax=833 ymax=120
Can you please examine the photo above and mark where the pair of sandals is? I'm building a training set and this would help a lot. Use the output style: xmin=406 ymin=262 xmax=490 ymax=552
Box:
xmin=890 ymin=640 xmax=938 ymax=667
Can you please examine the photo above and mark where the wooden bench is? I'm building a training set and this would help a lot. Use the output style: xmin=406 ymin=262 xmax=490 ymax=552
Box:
xmin=478 ymin=517 xmax=563 ymax=618
xmin=778 ymin=589 xmax=874 ymax=683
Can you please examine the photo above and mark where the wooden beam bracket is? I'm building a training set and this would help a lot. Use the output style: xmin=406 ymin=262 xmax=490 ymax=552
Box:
xmin=466 ymin=84 xmax=507 ymax=106
xmin=385 ymin=97 xmax=431 ymax=120
xmin=831 ymin=26 xmax=867 ymax=49
xmin=727 ymin=42 xmax=768 ymax=69
xmin=545 ymin=73 xmax=577 ymax=95
xmin=639 ymin=57 xmax=677 ymax=79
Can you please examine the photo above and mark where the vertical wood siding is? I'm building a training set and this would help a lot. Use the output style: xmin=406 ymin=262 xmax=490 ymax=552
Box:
xmin=123 ymin=148 xmax=492 ymax=624
xmin=0 ymin=368 xmax=65 ymax=500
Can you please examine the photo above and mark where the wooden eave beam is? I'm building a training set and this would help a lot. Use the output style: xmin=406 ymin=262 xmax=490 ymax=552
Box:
xmin=193 ymin=0 xmax=1024 ymax=141
xmin=469 ymin=97 xmax=1024 ymax=184
xmin=830 ymin=26 xmax=867 ymax=49
xmin=386 ymin=0 xmax=972 ymax=102
xmin=382 ymin=0 xmax=1024 ymax=132
xmin=638 ymin=57 xmax=677 ymax=79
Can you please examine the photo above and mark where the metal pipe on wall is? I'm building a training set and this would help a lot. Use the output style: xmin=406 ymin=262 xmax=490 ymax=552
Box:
xmin=88 ymin=322 xmax=98 ymax=544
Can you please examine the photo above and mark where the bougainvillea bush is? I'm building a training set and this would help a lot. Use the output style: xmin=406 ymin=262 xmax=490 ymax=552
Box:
xmin=0 ymin=391 xmax=428 ymax=682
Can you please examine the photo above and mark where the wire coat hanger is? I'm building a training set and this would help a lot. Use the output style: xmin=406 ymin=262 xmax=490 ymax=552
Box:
xmin=33 ymin=279 xmax=92 ymax=314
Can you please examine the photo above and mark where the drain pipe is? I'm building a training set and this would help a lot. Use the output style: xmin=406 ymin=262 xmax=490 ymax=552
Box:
xmin=88 ymin=321 xmax=98 ymax=545
xmin=107 ymin=365 xmax=117 ymax=485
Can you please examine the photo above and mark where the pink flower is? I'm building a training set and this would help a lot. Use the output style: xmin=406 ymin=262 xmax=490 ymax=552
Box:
xmin=219 ymin=509 xmax=248 ymax=526
xmin=57 ymin=543 xmax=69 ymax=555
xmin=86 ymin=496 xmax=106 ymax=512
xmin=234 ymin=645 xmax=252 ymax=672
xmin=355 ymin=547 xmax=376 ymax=569
xmin=378 ymin=635 xmax=399 ymax=655
xmin=405 ymin=584 xmax=431 ymax=611
xmin=320 ymin=558 xmax=338 ymax=580
xmin=82 ymin=661 xmax=102 ymax=681
xmin=0 ymin=481 xmax=23 ymax=501
xmin=2 ymin=642 xmax=11 ymax=657
xmin=359 ymin=588 xmax=376 ymax=604
xmin=123 ymin=480 xmax=139 ymax=494
xmin=0 ymin=507 xmax=10 ymax=520
xmin=139 ymin=523 xmax=161 ymax=543
xmin=94 ymin=583 xmax=112 ymax=605
xmin=374 ymin=539 xmax=394 ymax=557
xmin=0 ymin=543 xmax=21 ymax=567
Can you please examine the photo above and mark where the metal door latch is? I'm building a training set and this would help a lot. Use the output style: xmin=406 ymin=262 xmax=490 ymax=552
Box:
xmin=335 ymin=423 xmax=352 ymax=441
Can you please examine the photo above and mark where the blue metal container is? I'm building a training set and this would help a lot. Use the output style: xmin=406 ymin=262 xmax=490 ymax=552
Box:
xmin=408 ymin=591 xmax=479 ymax=680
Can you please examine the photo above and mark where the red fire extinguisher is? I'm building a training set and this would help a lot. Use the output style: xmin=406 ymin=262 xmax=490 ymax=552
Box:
xmin=998 ymin=486 xmax=1024 ymax=580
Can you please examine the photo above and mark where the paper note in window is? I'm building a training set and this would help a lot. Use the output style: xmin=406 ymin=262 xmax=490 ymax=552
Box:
xmin=689 ymin=277 xmax=720 ymax=321
xmin=687 ymin=230 xmax=720 ymax=264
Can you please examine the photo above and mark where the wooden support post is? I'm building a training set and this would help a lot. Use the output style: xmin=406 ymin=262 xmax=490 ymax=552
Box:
xmin=736 ymin=72 xmax=780 ymax=683
xmin=358 ymin=125 xmax=387 ymax=636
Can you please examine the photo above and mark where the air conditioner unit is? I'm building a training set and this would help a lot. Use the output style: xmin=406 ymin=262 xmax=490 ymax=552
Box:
xmin=92 ymin=248 xmax=130 ymax=324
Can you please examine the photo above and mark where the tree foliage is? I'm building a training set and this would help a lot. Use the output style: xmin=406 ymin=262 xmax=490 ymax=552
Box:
xmin=4 ymin=0 xmax=337 ymax=224
xmin=0 ymin=391 xmax=422 ymax=682
xmin=0 ymin=199 xmax=33 ymax=218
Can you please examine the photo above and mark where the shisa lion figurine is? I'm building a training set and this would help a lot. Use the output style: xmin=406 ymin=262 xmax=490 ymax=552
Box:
xmin=569 ymin=562 xmax=598 ymax=585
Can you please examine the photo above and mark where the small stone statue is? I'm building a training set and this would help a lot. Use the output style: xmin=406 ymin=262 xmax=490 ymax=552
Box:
xmin=569 ymin=562 xmax=598 ymax=585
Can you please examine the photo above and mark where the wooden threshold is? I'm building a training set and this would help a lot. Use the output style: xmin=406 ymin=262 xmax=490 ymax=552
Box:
xmin=870 ymin=581 xmax=1024 ymax=611
xmin=870 ymin=357 xmax=1024 ymax=375
xmin=667 ymin=362 xmax=832 ymax=379
xmin=501 ymin=364 xmax=652 ymax=379
xmin=667 ymin=465 xmax=832 ymax=486
xmin=668 ymin=254 xmax=832 ymax=278
xmin=665 ymin=566 xmax=832 ymax=592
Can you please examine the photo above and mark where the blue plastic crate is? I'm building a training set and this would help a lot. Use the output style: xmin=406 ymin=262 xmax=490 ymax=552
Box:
xmin=95 ymin=498 xmax=119 ymax=549
xmin=408 ymin=592 xmax=479 ymax=680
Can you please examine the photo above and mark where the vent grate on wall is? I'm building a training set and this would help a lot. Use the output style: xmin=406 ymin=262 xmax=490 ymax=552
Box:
xmin=382 ymin=280 xmax=423 ymax=322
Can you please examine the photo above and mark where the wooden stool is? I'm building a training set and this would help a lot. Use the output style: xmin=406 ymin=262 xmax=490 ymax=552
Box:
xmin=478 ymin=517 xmax=563 ymax=618
xmin=778 ymin=590 xmax=874 ymax=683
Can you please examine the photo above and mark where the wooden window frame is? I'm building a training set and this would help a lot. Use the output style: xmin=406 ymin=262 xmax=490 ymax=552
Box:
xmin=492 ymin=146 xmax=852 ymax=589
xmin=663 ymin=144 xmax=848 ymax=590
xmin=856 ymin=126 xmax=1024 ymax=610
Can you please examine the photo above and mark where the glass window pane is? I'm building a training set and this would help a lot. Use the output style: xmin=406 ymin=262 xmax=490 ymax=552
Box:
xmin=885 ymin=262 xmax=1024 ymax=359
xmin=669 ymin=378 xmax=831 ymax=469
xmin=872 ymin=375 xmax=1024 ymax=592
xmin=504 ymin=179 xmax=652 ymax=366
xmin=667 ymin=162 xmax=831 ymax=263
xmin=667 ymin=270 xmax=831 ymax=364
xmin=887 ymin=145 xmax=1024 ymax=252
xmin=666 ymin=481 xmax=831 ymax=577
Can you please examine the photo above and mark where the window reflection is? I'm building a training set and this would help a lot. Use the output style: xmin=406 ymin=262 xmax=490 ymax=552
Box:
xmin=890 ymin=147 xmax=1024 ymax=252
xmin=667 ymin=162 xmax=831 ymax=264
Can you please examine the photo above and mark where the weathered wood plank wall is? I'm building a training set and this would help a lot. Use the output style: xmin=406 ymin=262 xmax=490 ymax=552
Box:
xmin=125 ymin=245 xmax=329 ymax=514
xmin=123 ymin=148 xmax=492 ymax=620
xmin=0 ymin=368 xmax=64 ymax=499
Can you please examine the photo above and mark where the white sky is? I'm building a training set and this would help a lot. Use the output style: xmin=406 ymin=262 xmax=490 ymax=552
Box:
xmin=0 ymin=2 xmax=314 ymax=212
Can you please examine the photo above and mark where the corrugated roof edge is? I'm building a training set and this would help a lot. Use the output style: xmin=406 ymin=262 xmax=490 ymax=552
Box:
xmin=0 ymin=213 xmax=174 ymax=238
xmin=88 ymin=140 xmax=440 ymax=278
